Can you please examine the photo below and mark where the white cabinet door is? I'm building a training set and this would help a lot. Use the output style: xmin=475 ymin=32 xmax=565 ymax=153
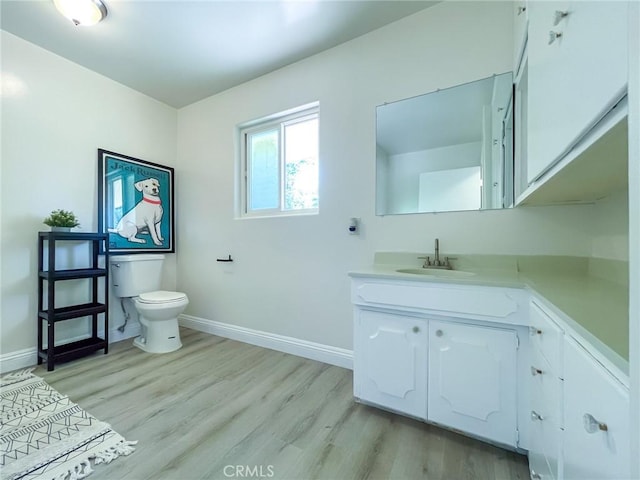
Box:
xmin=563 ymin=337 xmax=630 ymax=480
xmin=353 ymin=309 xmax=427 ymax=420
xmin=514 ymin=59 xmax=529 ymax=200
xmin=513 ymin=0 xmax=528 ymax=72
xmin=428 ymin=320 xmax=518 ymax=446
xmin=527 ymin=0 xmax=628 ymax=182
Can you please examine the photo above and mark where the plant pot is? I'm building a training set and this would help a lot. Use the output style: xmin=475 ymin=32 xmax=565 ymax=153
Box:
xmin=50 ymin=227 xmax=72 ymax=232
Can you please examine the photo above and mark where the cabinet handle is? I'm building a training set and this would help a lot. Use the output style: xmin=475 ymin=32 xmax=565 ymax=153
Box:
xmin=529 ymin=326 xmax=542 ymax=336
xmin=531 ymin=410 xmax=544 ymax=421
xmin=548 ymin=31 xmax=562 ymax=45
xmin=435 ymin=329 xmax=443 ymax=337
xmin=412 ymin=326 xmax=420 ymax=333
xmin=530 ymin=366 xmax=543 ymax=376
xmin=517 ymin=5 xmax=526 ymax=15
xmin=583 ymin=413 xmax=608 ymax=433
xmin=553 ymin=10 xmax=569 ymax=26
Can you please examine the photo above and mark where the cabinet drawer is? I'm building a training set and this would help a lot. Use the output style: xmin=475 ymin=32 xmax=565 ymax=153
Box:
xmin=563 ymin=337 xmax=630 ymax=480
xmin=530 ymin=349 xmax=562 ymax=426
xmin=352 ymin=280 xmax=526 ymax=323
xmin=529 ymin=300 xmax=563 ymax=371
xmin=530 ymin=351 xmax=561 ymax=479
xmin=528 ymin=452 xmax=553 ymax=480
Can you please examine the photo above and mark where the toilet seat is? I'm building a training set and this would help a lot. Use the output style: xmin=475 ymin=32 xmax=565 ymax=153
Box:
xmin=137 ymin=290 xmax=188 ymax=304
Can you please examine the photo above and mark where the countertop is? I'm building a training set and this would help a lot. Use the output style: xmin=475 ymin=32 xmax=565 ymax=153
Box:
xmin=349 ymin=253 xmax=629 ymax=375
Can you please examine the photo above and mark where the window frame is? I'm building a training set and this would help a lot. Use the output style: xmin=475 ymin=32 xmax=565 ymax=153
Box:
xmin=238 ymin=103 xmax=319 ymax=219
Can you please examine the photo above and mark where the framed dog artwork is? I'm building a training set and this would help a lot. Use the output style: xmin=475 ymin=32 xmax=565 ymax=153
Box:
xmin=98 ymin=149 xmax=175 ymax=254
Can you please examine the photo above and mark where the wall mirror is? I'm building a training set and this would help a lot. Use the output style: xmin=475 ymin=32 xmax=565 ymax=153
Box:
xmin=376 ymin=72 xmax=514 ymax=215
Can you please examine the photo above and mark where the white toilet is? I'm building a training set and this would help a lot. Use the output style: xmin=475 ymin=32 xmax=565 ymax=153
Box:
xmin=110 ymin=254 xmax=188 ymax=353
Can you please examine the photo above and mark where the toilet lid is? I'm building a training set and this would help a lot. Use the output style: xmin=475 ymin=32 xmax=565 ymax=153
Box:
xmin=138 ymin=290 xmax=187 ymax=304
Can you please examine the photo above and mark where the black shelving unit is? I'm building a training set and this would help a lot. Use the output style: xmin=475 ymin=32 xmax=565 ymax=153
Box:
xmin=37 ymin=231 xmax=109 ymax=371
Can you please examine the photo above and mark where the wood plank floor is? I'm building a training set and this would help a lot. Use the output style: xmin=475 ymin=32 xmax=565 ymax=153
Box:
xmin=35 ymin=328 xmax=530 ymax=480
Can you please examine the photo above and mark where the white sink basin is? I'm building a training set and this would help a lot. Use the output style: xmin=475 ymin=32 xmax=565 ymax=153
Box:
xmin=395 ymin=268 xmax=476 ymax=278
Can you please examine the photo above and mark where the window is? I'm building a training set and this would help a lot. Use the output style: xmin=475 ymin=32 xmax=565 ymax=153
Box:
xmin=239 ymin=103 xmax=319 ymax=217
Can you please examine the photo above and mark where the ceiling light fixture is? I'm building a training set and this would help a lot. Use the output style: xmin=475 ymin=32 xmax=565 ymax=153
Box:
xmin=53 ymin=0 xmax=108 ymax=26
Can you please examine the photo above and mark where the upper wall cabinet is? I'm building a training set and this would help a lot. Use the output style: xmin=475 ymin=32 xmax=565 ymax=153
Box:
xmin=527 ymin=1 xmax=628 ymax=184
xmin=513 ymin=1 xmax=528 ymax=72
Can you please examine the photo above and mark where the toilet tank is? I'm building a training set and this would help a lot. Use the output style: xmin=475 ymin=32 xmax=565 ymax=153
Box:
xmin=110 ymin=254 xmax=165 ymax=298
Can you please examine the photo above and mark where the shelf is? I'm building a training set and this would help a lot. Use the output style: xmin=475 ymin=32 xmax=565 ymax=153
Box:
xmin=37 ymin=231 xmax=109 ymax=371
xmin=38 ymin=231 xmax=109 ymax=241
xmin=38 ymin=302 xmax=106 ymax=322
xmin=517 ymin=98 xmax=628 ymax=206
xmin=38 ymin=337 xmax=107 ymax=364
xmin=39 ymin=268 xmax=107 ymax=280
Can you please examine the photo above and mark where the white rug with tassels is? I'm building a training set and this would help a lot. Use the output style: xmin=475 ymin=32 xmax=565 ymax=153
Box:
xmin=0 ymin=370 xmax=136 ymax=480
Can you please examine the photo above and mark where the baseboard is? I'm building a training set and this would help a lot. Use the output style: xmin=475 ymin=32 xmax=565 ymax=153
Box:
xmin=179 ymin=314 xmax=353 ymax=370
xmin=0 ymin=326 xmax=140 ymax=374
xmin=0 ymin=348 xmax=37 ymax=374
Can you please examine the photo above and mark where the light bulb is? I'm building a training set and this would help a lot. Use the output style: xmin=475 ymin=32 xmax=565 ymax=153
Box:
xmin=53 ymin=0 xmax=107 ymax=26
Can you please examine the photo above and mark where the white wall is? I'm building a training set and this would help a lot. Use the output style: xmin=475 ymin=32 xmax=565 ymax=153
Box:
xmin=0 ymin=31 xmax=178 ymax=365
xmin=176 ymin=1 xmax=598 ymax=352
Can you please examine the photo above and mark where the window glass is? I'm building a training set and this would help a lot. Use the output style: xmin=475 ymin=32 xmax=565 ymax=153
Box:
xmin=248 ymin=129 xmax=279 ymax=210
xmin=239 ymin=104 xmax=319 ymax=218
xmin=284 ymin=117 xmax=318 ymax=211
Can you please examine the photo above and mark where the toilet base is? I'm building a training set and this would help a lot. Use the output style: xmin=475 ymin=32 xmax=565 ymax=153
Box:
xmin=133 ymin=335 xmax=182 ymax=353
xmin=133 ymin=317 xmax=182 ymax=353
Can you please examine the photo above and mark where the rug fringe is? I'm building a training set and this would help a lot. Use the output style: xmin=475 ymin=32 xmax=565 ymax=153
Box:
xmin=91 ymin=439 xmax=138 ymax=465
xmin=48 ymin=440 xmax=137 ymax=480
xmin=0 ymin=368 xmax=36 ymax=386
xmin=52 ymin=459 xmax=93 ymax=480
xmin=2 ymin=367 xmax=35 ymax=379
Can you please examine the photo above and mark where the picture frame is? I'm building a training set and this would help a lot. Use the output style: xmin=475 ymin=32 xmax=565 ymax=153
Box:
xmin=98 ymin=149 xmax=175 ymax=254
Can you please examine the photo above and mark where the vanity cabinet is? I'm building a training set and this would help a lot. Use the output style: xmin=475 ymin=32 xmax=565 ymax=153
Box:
xmin=526 ymin=0 xmax=628 ymax=183
xmin=351 ymin=278 xmax=528 ymax=448
xmin=428 ymin=320 xmax=518 ymax=447
xmin=351 ymin=271 xmax=631 ymax=476
xmin=562 ymin=336 xmax=630 ymax=480
xmin=353 ymin=309 xmax=427 ymax=420
xmin=527 ymin=299 xmax=630 ymax=480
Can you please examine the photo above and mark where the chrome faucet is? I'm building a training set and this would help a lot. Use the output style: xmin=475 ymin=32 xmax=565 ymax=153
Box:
xmin=419 ymin=238 xmax=452 ymax=269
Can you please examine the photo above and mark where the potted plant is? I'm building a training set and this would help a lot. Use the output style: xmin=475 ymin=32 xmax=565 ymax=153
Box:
xmin=43 ymin=209 xmax=80 ymax=232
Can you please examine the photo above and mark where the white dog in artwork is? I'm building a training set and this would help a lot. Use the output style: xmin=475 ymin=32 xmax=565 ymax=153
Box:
xmin=109 ymin=178 xmax=164 ymax=245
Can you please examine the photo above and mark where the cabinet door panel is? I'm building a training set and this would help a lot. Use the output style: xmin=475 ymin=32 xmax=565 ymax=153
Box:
xmin=527 ymin=0 xmax=628 ymax=182
xmin=513 ymin=1 xmax=528 ymax=72
xmin=428 ymin=320 xmax=518 ymax=446
xmin=563 ymin=337 xmax=629 ymax=480
xmin=354 ymin=309 xmax=427 ymax=419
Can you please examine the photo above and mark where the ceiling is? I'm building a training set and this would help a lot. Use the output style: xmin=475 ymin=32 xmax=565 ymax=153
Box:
xmin=1 ymin=0 xmax=439 ymax=108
